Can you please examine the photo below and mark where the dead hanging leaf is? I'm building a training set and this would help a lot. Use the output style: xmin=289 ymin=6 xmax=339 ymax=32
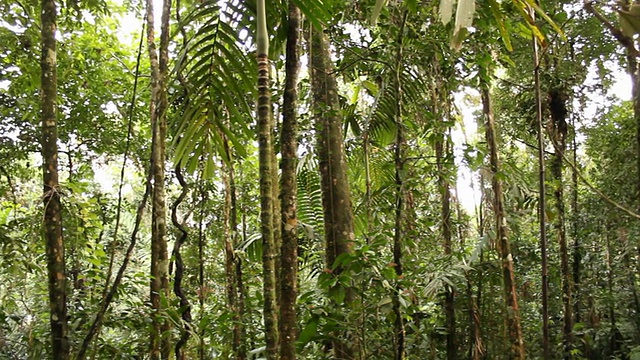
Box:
xmin=439 ymin=0 xmax=455 ymax=25
xmin=451 ymin=27 xmax=469 ymax=52
xmin=451 ymin=0 xmax=475 ymax=51
xmin=455 ymin=0 xmax=475 ymax=29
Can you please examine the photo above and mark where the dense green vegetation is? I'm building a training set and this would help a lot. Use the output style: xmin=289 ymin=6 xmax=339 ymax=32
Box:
xmin=1 ymin=0 xmax=640 ymax=359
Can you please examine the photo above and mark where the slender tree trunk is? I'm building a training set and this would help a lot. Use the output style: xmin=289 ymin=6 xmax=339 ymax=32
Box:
xmin=431 ymin=55 xmax=456 ymax=356
xmin=279 ymin=3 xmax=300 ymax=359
xmin=223 ymin=140 xmax=246 ymax=360
xmin=549 ymin=89 xmax=574 ymax=358
xmin=256 ymin=1 xmax=279 ymax=357
xmin=469 ymin=174 xmax=486 ymax=360
xmin=147 ymin=0 xmax=171 ymax=356
xmin=606 ymin=227 xmax=622 ymax=354
xmin=310 ymin=26 xmax=357 ymax=360
xmin=480 ymin=85 xmax=525 ymax=360
xmin=571 ymin=116 xmax=581 ymax=326
xmin=532 ymin=34 xmax=550 ymax=360
xmin=436 ymin=138 xmax=456 ymax=360
xmin=40 ymin=0 xmax=69 ymax=357
xmin=392 ymin=12 xmax=407 ymax=360
xmin=197 ymin=182 xmax=207 ymax=360
xmin=222 ymin=152 xmax=239 ymax=357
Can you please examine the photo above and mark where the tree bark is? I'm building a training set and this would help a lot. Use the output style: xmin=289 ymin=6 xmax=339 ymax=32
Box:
xmin=197 ymin=183 xmax=207 ymax=360
xmin=310 ymin=26 xmax=357 ymax=360
xmin=221 ymin=137 xmax=245 ymax=360
xmin=436 ymin=139 xmax=456 ymax=360
xmin=257 ymin=0 xmax=279 ymax=358
xmin=222 ymin=152 xmax=239 ymax=358
xmin=532 ymin=33 xmax=550 ymax=360
xmin=480 ymin=86 xmax=525 ymax=359
xmin=279 ymin=2 xmax=301 ymax=360
xmin=571 ymin=114 xmax=582 ymax=327
xmin=392 ymin=12 xmax=407 ymax=360
xmin=40 ymin=0 xmax=69 ymax=357
xmin=549 ymin=89 xmax=574 ymax=358
xmin=147 ymin=0 xmax=171 ymax=356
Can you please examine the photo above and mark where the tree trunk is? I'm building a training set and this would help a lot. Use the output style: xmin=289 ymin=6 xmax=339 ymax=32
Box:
xmin=310 ymin=26 xmax=357 ymax=360
xmin=147 ymin=0 xmax=171 ymax=356
xmin=197 ymin=183 xmax=207 ymax=360
xmin=222 ymin=152 xmax=239 ymax=358
xmin=257 ymin=1 xmax=279 ymax=358
xmin=470 ymin=174 xmax=486 ymax=360
xmin=480 ymin=86 xmax=525 ymax=359
xmin=571 ymin=115 xmax=582 ymax=327
xmin=40 ymin=0 xmax=69 ymax=357
xmin=436 ymin=138 xmax=456 ymax=360
xmin=532 ymin=34 xmax=550 ymax=360
xmin=392 ymin=12 xmax=407 ymax=360
xmin=279 ymin=2 xmax=301 ymax=360
xmin=549 ymin=89 xmax=574 ymax=358
xmin=431 ymin=53 xmax=456 ymax=360
xmin=222 ymin=138 xmax=245 ymax=360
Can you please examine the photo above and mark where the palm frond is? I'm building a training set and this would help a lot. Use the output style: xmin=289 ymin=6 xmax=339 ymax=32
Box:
xmin=171 ymin=2 xmax=255 ymax=175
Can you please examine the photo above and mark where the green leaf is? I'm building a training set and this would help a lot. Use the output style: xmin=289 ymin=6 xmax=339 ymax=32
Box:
xmin=297 ymin=316 xmax=319 ymax=347
xmin=520 ymin=0 xmax=565 ymax=40
xmin=488 ymin=0 xmax=513 ymax=51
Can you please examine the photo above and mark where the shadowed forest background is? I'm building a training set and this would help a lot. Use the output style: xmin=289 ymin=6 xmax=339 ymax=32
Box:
xmin=2 ymin=0 xmax=640 ymax=359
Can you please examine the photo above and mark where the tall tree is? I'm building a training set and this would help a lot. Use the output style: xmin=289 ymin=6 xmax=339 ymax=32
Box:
xmin=40 ymin=0 xmax=69 ymax=357
xmin=310 ymin=25 xmax=357 ymax=359
xmin=147 ymin=0 xmax=172 ymax=356
xmin=392 ymin=10 xmax=407 ymax=360
xmin=549 ymin=87 xmax=573 ymax=358
xmin=436 ymin=136 xmax=456 ymax=360
xmin=256 ymin=0 xmax=279 ymax=357
xmin=532 ymin=31 xmax=550 ymax=359
xmin=431 ymin=54 xmax=456 ymax=360
xmin=480 ymin=80 xmax=525 ymax=359
xmin=220 ymin=136 xmax=245 ymax=359
xmin=279 ymin=2 xmax=301 ymax=359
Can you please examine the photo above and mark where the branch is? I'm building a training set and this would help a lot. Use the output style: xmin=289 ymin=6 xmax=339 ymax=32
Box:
xmin=546 ymin=126 xmax=640 ymax=220
xmin=584 ymin=0 xmax=639 ymax=57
